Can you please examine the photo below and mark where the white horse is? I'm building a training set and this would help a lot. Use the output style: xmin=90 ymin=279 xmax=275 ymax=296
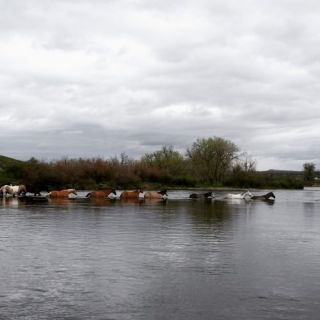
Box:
xmin=0 ymin=184 xmax=27 ymax=197
xmin=225 ymin=190 xmax=253 ymax=200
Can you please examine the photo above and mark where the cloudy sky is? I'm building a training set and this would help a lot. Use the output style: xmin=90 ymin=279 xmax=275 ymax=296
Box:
xmin=1 ymin=0 xmax=319 ymax=170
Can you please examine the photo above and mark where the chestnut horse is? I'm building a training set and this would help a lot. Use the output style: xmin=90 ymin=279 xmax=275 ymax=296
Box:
xmin=120 ymin=189 xmax=143 ymax=200
xmin=144 ymin=190 xmax=168 ymax=200
xmin=86 ymin=189 xmax=117 ymax=199
xmin=48 ymin=189 xmax=77 ymax=198
xmin=0 ymin=184 xmax=27 ymax=197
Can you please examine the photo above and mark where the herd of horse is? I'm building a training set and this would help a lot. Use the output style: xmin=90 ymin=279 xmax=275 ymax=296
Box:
xmin=189 ymin=190 xmax=275 ymax=201
xmin=0 ymin=184 xmax=276 ymax=202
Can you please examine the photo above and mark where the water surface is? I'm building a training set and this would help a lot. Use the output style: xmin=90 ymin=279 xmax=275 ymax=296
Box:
xmin=1 ymin=188 xmax=320 ymax=319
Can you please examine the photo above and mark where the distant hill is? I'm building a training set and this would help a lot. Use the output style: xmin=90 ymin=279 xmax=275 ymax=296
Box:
xmin=262 ymin=169 xmax=304 ymax=177
xmin=0 ymin=155 xmax=23 ymax=167
xmin=0 ymin=155 xmax=24 ymax=184
xmin=262 ymin=169 xmax=320 ymax=187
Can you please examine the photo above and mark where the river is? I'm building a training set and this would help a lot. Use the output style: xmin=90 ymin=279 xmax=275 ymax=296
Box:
xmin=1 ymin=188 xmax=320 ymax=319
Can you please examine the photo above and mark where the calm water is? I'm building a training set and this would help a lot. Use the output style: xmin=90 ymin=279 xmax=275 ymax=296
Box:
xmin=1 ymin=189 xmax=320 ymax=319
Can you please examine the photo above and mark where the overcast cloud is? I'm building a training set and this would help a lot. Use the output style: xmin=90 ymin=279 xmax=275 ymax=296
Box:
xmin=1 ymin=0 xmax=320 ymax=170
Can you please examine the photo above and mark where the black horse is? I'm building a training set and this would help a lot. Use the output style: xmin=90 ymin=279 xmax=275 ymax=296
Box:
xmin=251 ymin=192 xmax=275 ymax=200
xmin=189 ymin=191 xmax=214 ymax=199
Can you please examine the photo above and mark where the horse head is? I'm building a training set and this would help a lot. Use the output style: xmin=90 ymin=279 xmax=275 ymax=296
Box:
xmin=158 ymin=190 xmax=168 ymax=196
xmin=243 ymin=190 xmax=253 ymax=198
xmin=265 ymin=192 xmax=276 ymax=199
xmin=18 ymin=185 xmax=27 ymax=195
xmin=204 ymin=191 xmax=214 ymax=198
xmin=64 ymin=188 xmax=77 ymax=195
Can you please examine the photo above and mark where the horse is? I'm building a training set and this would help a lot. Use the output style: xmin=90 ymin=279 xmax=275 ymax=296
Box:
xmin=189 ymin=191 xmax=215 ymax=199
xmin=18 ymin=195 xmax=49 ymax=203
xmin=86 ymin=188 xmax=117 ymax=199
xmin=144 ymin=190 xmax=168 ymax=200
xmin=251 ymin=192 xmax=275 ymax=201
xmin=25 ymin=184 xmax=43 ymax=196
xmin=48 ymin=189 xmax=77 ymax=198
xmin=120 ymin=189 xmax=144 ymax=200
xmin=225 ymin=190 xmax=253 ymax=199
xmin=0 ymin=184 xmax=27 ymax=197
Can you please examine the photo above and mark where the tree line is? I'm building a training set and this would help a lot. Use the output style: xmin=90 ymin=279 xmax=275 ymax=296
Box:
xmin=1 ymin=136 xmax=311 ymax=191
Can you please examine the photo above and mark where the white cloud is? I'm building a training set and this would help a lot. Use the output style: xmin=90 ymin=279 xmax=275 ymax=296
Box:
xmin=0 ymin=0 xmax=320 ymax=170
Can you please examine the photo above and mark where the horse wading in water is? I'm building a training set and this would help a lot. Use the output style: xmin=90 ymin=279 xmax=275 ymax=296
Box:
xmin=86 ymin=189 xmax=117 ymax=199
xmin=120 ymin=189 xmax=144 ymax=200
xmin=225 ymin=191 xmax=253 ymax=199
xmin=48 ymin=189 xmax=77 ymax=198
xmin=251 ymin=192 xmax=276 ymax=201
xmin=144 ymin=190 xmax=168 ymax=200
xmin=0 ymin=184 xmax=27 ymax=197
xmin=189 ymin=191 xmax=214 ymax=199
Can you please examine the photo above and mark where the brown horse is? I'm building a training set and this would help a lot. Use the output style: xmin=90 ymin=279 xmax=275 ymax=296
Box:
xmin=144 ymin=190 xmax=168 ymax=200
xmin=86 ymin=189 xmax=117 ymax=199
xmin=48 ymin=189 xmax=77 ymax=198
xmin=0 ymin=184 xmax=27 ymax=197
xmin=251 ymin=192 xmax=275 ymax=201
xmin=120 ymin=189 xmax=143 ymax=200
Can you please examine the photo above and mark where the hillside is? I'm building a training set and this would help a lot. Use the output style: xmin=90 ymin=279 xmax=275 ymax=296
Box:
xmin=0 ymin=155 xmax=23 ymax=167
xmin=0 ymin=155 xmax=24 ymax=184
xmin=263 ymin=169 xmax=304 ymax=177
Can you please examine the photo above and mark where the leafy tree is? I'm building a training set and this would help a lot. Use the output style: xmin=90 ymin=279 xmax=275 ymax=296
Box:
xmin=141 ymin=145 xmax=185 ymax=176
xmin=187 ymin=137 xmax=239 ymax=184
xmin=303 ymin=162 xmax=316 ymax=184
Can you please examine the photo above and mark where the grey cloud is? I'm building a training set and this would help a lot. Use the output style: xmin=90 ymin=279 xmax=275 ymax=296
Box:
xmin=1 ymin=0 xmax=320 ymax=170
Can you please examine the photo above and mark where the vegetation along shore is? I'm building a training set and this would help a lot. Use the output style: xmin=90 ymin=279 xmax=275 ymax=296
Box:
xmin=1 ymin=137 xmax=318 ymax=192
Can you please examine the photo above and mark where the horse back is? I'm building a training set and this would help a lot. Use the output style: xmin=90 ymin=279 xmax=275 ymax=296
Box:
xmin=144 ymin=191 xmax=161 ymax=199
xmin=89 ymin=190 xmax=114 ymax=198
xmin=49 ymin=191 xmax=70 ymax=198
xmin=120 ymin=191 xmax=139 ymax=199
xmin=11 ymin=185 xmax=19 ymax=193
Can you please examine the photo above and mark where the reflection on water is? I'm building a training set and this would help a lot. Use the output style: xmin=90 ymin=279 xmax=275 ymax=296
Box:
xmin=1 ymin=189 xmax=320 ymax=319
xmin=1 ymin=197 xmax=21 ymax=208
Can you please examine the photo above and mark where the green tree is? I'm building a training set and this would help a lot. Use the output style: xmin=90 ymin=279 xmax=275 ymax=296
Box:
xmin=141 ymin=145 xmax=185 ymax=176
xmin=187 ymin=137 xmax=239 ymax=184
xmin=303 ymin=162 xmax=316 ymax=185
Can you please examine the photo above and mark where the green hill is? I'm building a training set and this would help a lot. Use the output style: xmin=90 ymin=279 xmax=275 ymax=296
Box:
xmin=0 ymin=155 xmax=23 ymax=167
xmin=0 ymin=155 xmax=24 ymax=184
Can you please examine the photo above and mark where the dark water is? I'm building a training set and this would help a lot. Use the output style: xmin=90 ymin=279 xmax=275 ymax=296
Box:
xmin=1 ymin=188 xmax=320 ymax=320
